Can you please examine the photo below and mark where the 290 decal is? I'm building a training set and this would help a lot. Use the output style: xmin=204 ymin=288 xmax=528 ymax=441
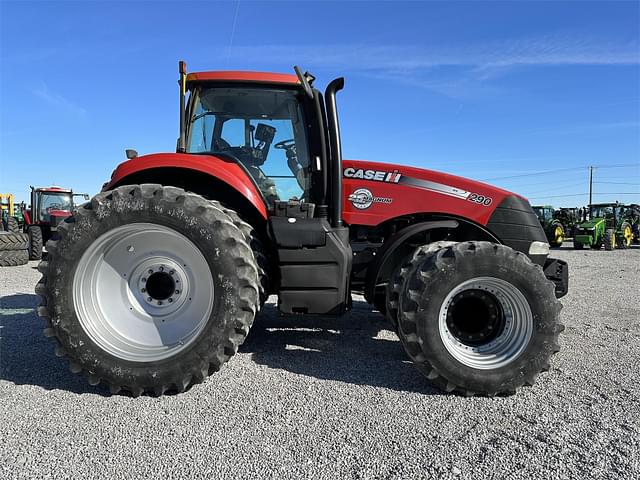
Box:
xmin=468 ymin=193 xmax=493 ymax=206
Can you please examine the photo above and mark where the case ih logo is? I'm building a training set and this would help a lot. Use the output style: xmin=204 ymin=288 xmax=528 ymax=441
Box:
xmin=343 ymin=168 xmax=402 ymax=183
xmin=348 ymin=188 xmax=393 ymax=210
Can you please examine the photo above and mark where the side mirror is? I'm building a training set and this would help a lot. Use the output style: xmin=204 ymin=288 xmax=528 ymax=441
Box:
xmin=125 ymin=149 xmax=138 ymax=159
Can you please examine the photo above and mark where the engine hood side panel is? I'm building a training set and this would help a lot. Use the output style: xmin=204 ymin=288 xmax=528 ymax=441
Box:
xmin=342 ymin=160 xmax=515 ymax=227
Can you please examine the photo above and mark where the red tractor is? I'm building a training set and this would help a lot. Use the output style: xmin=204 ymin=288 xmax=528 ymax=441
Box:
xmin=36 ymin=63 xmax=568 ymax=397
xmin=22 ymin=186 xmax=88 ymax=259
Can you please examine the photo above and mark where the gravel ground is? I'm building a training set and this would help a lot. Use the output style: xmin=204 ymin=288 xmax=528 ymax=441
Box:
xmin=1 ymin=244 xmax=639 ymax=479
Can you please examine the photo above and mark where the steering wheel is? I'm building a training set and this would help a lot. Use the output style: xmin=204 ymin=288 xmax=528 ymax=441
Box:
xmin=274 ymin=139 xmax=296 ymax=150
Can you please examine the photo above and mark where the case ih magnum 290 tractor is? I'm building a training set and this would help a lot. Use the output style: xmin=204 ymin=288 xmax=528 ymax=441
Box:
xmin=36 ymin=63 xmax=568 ymax=397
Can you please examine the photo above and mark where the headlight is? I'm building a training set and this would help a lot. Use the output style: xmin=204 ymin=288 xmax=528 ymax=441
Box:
xmin=529 ymin=241 xmax=550 ymax=256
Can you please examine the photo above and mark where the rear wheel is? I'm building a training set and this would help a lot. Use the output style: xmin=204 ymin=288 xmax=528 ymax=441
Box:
xmin=618 ymin=223 xmax=633 ymax=249
xmin=222 ymin=207 xmax=269 ymax=308
xmin=603 ymin=229 xmax=616 ymax=251
xmin=550 ymin=223 xmax=564 ymax=248
xmin=28 ymin=226 xmax=43 ymax=260
xmin=397 ymin=241 xmax=563 ymax=396
xmin=36 ymin=184 xmax=259 ymax=396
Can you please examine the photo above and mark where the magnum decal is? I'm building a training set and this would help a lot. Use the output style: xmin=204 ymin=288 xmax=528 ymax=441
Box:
xmin=348 ymin=188 xmax=393 ymax=210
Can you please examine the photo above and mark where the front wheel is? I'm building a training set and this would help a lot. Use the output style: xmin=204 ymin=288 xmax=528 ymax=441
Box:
xmin=36 ymin=184 xmax=259 ymax=396
xmin=397 ymin=241 xmax=563 ymax=396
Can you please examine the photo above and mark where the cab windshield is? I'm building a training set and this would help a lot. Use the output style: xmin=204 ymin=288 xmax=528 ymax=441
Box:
xmin=186 ymin=86 xmax=310 ymax=206
xmin=533 ymin=207 xmax=553 ymax=222
xmin=40 ymin=192 xmax=72 ymax=215
xmin=590 ymin=205 xmax=615 ymax=219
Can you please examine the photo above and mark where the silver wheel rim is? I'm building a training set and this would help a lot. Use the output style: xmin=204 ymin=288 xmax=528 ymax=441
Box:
xmin=438 ymin=277 xmax=533 ymax=370
xmin=73 ymin=223 xmax=214 ymax=362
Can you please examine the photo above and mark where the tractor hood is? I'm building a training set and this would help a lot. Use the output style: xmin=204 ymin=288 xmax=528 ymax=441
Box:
xmin=577 ymin=218 xmax=604 ymax=229
xmin=342 ymin=159 xmax=516 ymax=227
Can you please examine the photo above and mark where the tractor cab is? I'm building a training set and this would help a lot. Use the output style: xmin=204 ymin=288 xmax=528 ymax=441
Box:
xmin=30 ymin=186 xmax=74 ymax=228
xmin=180 ymin=67 xmax=350 ymax=315
xmin=532 ymin=205 xmax=553 ymax=224
xmin=589 ymin=203 xmax=620 ymax=228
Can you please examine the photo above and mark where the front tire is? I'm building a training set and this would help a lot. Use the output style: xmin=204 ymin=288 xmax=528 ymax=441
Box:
xmin=397 ymin=241 xmax=563 ymax=396
xmin=7 ymin=216 xmax=19 ymax=232
xmin=36 ymin=184 xmax=259 ymax=396
xmin=28 ymin=226 xmax=43 ymax=260
xmin=603 ymin=229 xmax=616 ymax=251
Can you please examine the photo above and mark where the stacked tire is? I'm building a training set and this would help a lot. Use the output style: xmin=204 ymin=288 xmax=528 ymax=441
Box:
xmin=0 ymin=231 xmax=29 ymax=267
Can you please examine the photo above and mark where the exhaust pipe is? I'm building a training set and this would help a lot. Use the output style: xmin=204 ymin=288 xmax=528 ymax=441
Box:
xmin=324 ymin=77 xmax=345 ymax=228
xmin=178 ymin=60 xmax=187 ymax=153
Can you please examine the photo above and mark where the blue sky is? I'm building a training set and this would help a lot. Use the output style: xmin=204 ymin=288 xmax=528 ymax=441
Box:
xmin=0 ymin=0 xmax=638 ymax=206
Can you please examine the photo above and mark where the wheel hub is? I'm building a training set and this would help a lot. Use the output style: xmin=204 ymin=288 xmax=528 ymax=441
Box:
xmin=439 ymin=277 xmax=533 ymax=370
xmin=73 ymin=223 xmax=214 ymax=362
xmin=446 ymin=289 xmax=505 ymax=346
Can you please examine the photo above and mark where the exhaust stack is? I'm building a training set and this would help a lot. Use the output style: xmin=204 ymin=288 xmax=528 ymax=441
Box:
xmin=324 ymin=77 xmax=345 ymax=228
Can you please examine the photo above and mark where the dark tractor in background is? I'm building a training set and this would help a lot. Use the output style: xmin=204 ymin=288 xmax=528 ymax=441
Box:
xmin=36 ymin=62 xmax=568 ymax=398
xmin=532 ymin=205 xmax=565 ymax=247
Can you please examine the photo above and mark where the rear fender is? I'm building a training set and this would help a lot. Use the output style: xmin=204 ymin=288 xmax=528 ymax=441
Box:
xmin=104 ymin=153 xmax=268 ymax=220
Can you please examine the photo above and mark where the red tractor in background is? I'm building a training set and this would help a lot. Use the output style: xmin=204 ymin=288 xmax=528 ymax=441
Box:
xmin=23 ymin=186 xmax=89 ymax=259
xmin=37 ymin=63 xmax=568 ymax=397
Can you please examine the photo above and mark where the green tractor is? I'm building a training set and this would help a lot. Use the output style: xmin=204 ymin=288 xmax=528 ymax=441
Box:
xmin=573 ymin=203 xmax=635 ymax=250
xmin=619 ymin=203 xmax=640 ymax=245
xmin=553 ymin=207 xmax=581 ymax=238
xmin=532 ymin=205 xmax=565 ymax=247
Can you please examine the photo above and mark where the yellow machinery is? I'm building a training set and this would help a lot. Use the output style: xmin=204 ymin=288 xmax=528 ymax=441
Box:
xmin=0 ymin=193 xmax=15 ymax=217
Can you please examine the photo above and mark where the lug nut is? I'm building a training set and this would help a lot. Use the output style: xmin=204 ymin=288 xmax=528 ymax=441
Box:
xmin=148 ymin=269 xmax=153 ymax=274
xmin=175 ymin=290 xmax=180 ymax=294
xmin=142 ymin=277 xmax=147 ymax=283
xmin=141 ymin=288 xmax=146 ymax=293
xmin=169 ymin=270 xmax=175 ymax=275
xmin=159 ymin=266 xmax=164 ymax=272
xmin=168 ymin=298 xmax=173 ymax=303
xmin=147 ymin=297 xmax=152 ymax=301
xmin=157 ymin=301 xmax=163 ymax=306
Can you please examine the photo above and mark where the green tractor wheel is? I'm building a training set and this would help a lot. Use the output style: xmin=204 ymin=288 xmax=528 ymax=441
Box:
xmin=603 ymin=229 xmax=616 ymax=251
xmin=618 ymin=223 xmax=633 ymax=249
xmin=550 ymin=224 xmax=565 ymax=248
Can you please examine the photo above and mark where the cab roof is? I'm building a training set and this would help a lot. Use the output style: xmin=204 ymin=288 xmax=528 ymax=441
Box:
xmin=186 ymin=71 xmax=300 ymax=85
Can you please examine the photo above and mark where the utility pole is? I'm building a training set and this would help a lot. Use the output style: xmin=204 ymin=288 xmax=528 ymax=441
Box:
xmin=588 ymin=165 xmax=593 ymax=207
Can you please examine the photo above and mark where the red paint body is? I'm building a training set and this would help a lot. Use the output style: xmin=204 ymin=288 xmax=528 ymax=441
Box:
xmin=342 ymin=160 xmax=514 ymax=227
xmin=106 ymin=154 xmax=516 ymax=228
xmin=187 ymin=71 xmax=299 ymax=85
xmin=105 ymin=153 xmax=268 ymax=218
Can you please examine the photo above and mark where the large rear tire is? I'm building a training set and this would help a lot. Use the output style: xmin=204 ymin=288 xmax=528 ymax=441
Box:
xmin=618 ymin=222 xmax=633 ymax=249
xmin=0 ymin=249 xmax=28 ymax=267
xmin=221 ymin=207 xmax=269 ymax=308
xmin=36 ymin=184 xmax=259 ymax=396
xmin=397 ymin=241 xmax=563 ymax=396
xmin=28 ymin=226 xmax=43 ymax=260
xmin=0 ymin=231 xmax=29 ymax=251
xmin=550 ymin=223 xmax=565 ymax=248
